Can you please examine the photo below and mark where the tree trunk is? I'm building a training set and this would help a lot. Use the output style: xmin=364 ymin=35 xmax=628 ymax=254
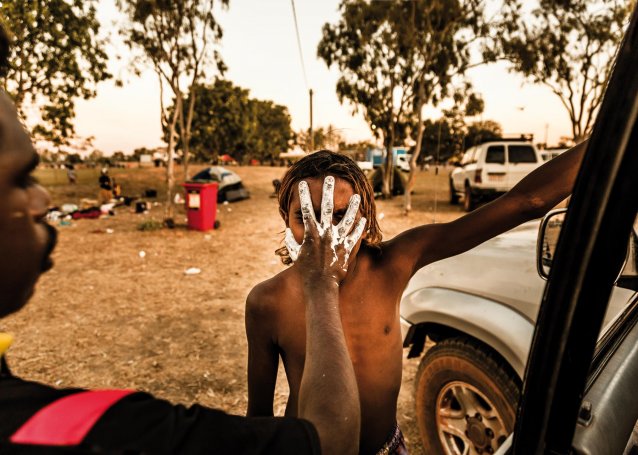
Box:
xmin=404 ymin=91 xmax=425 ymax=214
xmin=405 ymin=102 xmax=423 ymax=215
xmin=382 ymin=127 xmax=395 ymax=198
xmin=165 ymin=94 xmax=182 ymax=220
xmin=183 ymin=87 xmax=197 ymax=180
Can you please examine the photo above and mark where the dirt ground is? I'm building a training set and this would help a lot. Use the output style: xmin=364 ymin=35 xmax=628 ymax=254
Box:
xmin=3 ymin=164 xmax=465 ymax=454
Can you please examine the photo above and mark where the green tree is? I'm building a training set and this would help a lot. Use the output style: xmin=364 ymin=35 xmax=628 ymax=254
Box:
xmin=118 ymin=0 xmax=227 ymax=219
xmin=171 ymin=80 xmax=292 ymax=164
xmin=419 ymin=115 xmax=502 ymax=163
xmin=248 ymin=99 xmax=292 ymax=163
xmin=465 ymin=120 xmax=503 ymax=148
xmin=112 ymin=151 xmax=126 ymax=162
xmin=0 ymin=0 xmax=109 ymax=144
xmin=296 ymin=125 xmax=344 ymax=152
xmin=318 ymin=0 xmax=506 ymax=206
xmin=499 ymin=0 xmax=633 ymax=141
xmin=318 ymin=1 xmax=415 ymax=198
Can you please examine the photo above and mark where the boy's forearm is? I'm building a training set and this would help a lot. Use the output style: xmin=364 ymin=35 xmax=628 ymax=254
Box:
xmin=298 ymin=280 xmax=360 ymax=455
xmin=509 ymin=140 xmax=587 ymax=219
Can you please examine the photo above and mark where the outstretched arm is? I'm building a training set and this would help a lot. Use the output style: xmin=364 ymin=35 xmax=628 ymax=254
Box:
xmin=291 ymin=177 xmax=364 ymax=455
xmin=390 ymin=140 xmax=588 ymax=274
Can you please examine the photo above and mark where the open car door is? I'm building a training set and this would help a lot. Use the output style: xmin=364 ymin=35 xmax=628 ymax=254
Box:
xmin=499 ymin=4 xmax=638 ymax=455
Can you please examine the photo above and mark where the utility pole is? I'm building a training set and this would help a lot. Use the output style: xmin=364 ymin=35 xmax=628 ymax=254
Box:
xmin=309 ymin=88 xmax=314 ymax=152
xmin=544 ymin=123 xmax=549 ymax=148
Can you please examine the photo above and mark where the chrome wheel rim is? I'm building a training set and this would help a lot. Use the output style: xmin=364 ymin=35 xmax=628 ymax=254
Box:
xmin=435 ymin=381 xmax=510 ymax=455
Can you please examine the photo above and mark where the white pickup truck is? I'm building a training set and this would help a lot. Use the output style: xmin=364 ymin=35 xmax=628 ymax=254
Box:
xmin=400 ymin=216 xmax=637 ymax=455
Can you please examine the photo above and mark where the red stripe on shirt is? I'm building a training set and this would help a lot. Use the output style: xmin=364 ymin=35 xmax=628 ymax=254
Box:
xmin=10 ymin=389 xmax=134 ymax=446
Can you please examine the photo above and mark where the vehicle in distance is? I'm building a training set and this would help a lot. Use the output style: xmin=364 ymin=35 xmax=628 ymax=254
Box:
xmin=450 ymin=141 xmax=543 ymax=211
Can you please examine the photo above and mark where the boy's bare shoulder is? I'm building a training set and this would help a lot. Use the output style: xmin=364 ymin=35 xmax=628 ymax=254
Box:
xmin=246 ymin=267 xmax=297 ymax=318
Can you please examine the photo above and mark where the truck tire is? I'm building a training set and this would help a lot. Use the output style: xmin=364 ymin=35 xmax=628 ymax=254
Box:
xmin=464 ymin=183 xmax=476 ymax=212
xmin=415 ymin=338 xmax=519 ymax=455
xmin=449 ymin=178 xmax=460 ymax=205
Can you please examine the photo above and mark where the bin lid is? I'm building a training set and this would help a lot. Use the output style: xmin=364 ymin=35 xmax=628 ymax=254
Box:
xmin=182 ymin=181 xmax=219 ymax=188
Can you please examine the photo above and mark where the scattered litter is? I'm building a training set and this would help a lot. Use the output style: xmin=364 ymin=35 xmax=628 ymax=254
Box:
xmin=135 ymin=201 xmax=150 ymax=213
xmin=47 ymin=211 xmax=63 ymax=222
xmin=174 ymin=193 xmax=185 ymax=204
xmin=59 ymin=220 xmax=72 ymax=227
xmin=100 ymin=203 xmax=115 ymax=214
xmin=72 ymin=208 xmax=102 ymax=220
xmin=270 ymin=260 xmax=278 ymax=265
xmin=138 ymin=220 xmax=163 ymax=231
xmin=379 ymin=212 xmax=385 ymax=220
xmin=61 ymin=203 xmax=78 ymax=214
xmin=223 ymin=201 xmax=229 ymax=205
xmin=184 ymin=267 xmax=201 ymax=275
xmin=139 ymin=251 xmax=146 ymax=258
xmin=153 ymin=202 xmax=161 ymax=207
xmin=106 ymin=228 xmax=114 ymax=234
xmin=204 ymin=234 xmax=212 ymax=241
xmin=226 ymin=208 xmax=232 ymax=212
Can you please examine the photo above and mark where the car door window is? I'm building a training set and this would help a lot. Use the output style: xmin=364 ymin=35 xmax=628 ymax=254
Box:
xmin=486 ymin=145 xmax=505 ymax=164
xmin=508 ymin=145 xmax=537 ymax=163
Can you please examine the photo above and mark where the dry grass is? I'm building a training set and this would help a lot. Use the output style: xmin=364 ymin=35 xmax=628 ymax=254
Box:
xmin=4 ymin=164 xmax=466 ymax=454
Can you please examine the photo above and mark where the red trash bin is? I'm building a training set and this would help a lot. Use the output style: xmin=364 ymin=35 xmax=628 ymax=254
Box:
xmin=181 ymin=182 xmax=218 ymax=231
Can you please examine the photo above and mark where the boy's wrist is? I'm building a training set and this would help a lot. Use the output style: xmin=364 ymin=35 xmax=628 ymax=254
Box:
xmin=303 ymin=273 xmax=340 ymax=289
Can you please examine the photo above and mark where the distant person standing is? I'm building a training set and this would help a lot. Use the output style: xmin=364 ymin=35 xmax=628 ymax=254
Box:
xmin=98 ymin=168 xmax=113 ymax=204
xmin=66 ymin=164 xmax=77 ymax=184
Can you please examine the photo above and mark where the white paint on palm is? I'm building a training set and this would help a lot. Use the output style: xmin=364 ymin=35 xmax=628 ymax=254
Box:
xmin=285 ymin=177 xmax=366 ymax=271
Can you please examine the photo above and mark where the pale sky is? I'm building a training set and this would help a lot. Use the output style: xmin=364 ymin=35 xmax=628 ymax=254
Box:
xmin=72 ymin=0 xmax=572 ymax=155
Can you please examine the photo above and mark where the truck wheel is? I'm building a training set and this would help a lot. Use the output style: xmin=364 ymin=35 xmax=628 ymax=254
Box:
xmin=449 ymin=179 xmax=460 ymax=205
xmin=415 ymin=338 xmax=519 ymax=455
xmin=464 ymin=184 xmax=476 ymax=212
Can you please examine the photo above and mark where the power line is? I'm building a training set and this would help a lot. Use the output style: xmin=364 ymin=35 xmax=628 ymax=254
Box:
xmin=290 ymin=0 xmax=309 ymax=89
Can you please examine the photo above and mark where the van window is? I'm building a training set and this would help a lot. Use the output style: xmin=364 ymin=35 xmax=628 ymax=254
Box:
xmin=509 ymin=145 xmax=537 ymax=163
xmin=485 ymin=145 xmax=505 ymax=164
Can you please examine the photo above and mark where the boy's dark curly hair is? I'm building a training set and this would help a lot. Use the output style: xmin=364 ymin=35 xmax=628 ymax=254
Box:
xmin=276 ymin=150 xmax=382 ymax=265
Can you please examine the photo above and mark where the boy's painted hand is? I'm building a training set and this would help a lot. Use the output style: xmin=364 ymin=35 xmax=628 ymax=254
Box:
xmin=285 ymin=176 xmax=366 ymax=281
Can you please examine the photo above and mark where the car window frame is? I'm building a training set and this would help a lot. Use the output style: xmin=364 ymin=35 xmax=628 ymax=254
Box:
xmin=510 ymin=5 xmax=638 ymax=453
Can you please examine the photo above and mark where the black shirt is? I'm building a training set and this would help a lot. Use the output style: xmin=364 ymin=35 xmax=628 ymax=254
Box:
xmin=0 ymin=357 xmax=320 ymax=454
xmin=99 ymin=175 xmax=112 ymax=191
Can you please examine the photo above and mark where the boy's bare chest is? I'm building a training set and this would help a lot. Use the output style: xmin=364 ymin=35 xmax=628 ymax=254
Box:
xmin=277 ymin=268 xmax=406 ymax=355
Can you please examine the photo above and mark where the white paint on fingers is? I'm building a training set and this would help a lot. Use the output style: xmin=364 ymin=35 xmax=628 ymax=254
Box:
xmin=298 ymin=181 xmax=317 ymax=226
xmin=344 ymin=217 xmax=366 ymax=254
xmin=337 ymin=194 xmax=361 ymax=237
xmin=321 ymin=176 xmax=335 ymax=230
xmin=285 ymin=227 xmax=301 ymax=261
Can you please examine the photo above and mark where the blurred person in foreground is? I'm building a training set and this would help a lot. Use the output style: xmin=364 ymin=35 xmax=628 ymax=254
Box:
xmin=0 ymin=26 xmax=360 ymax=454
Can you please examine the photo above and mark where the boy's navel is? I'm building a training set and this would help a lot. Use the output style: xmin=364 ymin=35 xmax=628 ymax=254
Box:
xmin=383 ymin=325 xmax=391 ymax=335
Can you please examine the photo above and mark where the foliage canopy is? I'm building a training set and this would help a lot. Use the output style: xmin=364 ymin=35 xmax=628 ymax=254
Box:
xmin=0 ymin=0 xmax=109 ymax=144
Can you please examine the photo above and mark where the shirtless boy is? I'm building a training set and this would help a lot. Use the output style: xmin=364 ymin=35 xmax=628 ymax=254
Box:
xmin=246 ymin=144 xmax=586 ymax=454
